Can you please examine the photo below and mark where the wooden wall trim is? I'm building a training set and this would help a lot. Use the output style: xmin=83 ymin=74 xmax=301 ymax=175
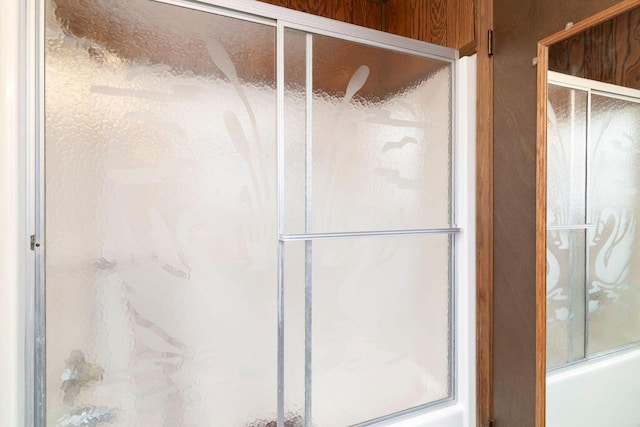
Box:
xmin=535 ymin=40 xmax=548 ymax=427
xmin=476 ymin=0 xmax=494 ymax=424
xmin=539 ymin=0 xmax=640 ymax=46
xmin=536 ymin=2 xmax=640 ymax=427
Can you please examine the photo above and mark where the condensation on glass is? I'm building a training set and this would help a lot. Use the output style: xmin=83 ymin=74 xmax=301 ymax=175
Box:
xmin=43 ymin=0 xmax=456 ymax=425
xmin=547 ymin=80 xmax=640 ymax=369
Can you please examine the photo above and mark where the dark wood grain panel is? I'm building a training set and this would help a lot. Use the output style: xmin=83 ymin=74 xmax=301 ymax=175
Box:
xmin=366 ymin=1 xmax=384 ymax=31
xmin=260 ymin=0 xmax=289 ymax=7
xmin=617 ymin=8 xmax=640 ymax=88
xmin=384 ymin=0 xmax=474 ymax=50
xmin=384 ymin=0 xmax=411 ymax=39
xmin=289 ymin=0 xmax=333 ymax=17
xmin=447 ymin=0 xmax=475 ymax=52
xmin=548 ymin=36 xmax=585 ymax=77
xmin=585 ymin=20 xmax=616 ymax=81
xmin=409 ymin=0 xmax=430 ymax=41
xmin=259 ymin=0 xmax=383 ymax=29
xmin=429 ymin=0 xmax=448 ymax=46
xmin=548 ymin=7 xmax=640 ymax=90
xmin=259 ymin=0 xmax=386 ymax=32
xmin=353 ymin=0 xmax=369 ymax=27
xmin=333 ymin=0 xmax=357 ymax=24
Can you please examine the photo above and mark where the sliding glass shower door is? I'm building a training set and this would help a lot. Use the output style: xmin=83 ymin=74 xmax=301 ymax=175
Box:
xmin=42 ymin=0 xmax=457 ymax=425
xmin=45 ymin=1 xmax=278 ymax=425
xmin=281 ymin=28 xmax=454 ymax=426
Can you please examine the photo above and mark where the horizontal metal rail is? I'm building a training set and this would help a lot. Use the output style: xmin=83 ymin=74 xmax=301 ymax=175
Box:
xmin=280 ymin=227 xmax=461 ymax=241
xmin=546 ymin=224 xmax=596 ymax=231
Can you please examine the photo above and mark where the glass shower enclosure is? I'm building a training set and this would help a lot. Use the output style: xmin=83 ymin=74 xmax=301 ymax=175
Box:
xmin=546 ymin=71 xmax=640 ymax=369
xmin=37 ymin=0 xmax=459 ymax=425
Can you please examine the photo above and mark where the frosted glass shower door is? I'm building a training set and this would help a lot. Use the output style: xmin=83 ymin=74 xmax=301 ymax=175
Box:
xmin=42 ymin=1 xmax=459 ymax=425
xmin=281 ymin=28 xmax=455 ymax=426
xmin=44 ymin=0 xmax=277 ymax=425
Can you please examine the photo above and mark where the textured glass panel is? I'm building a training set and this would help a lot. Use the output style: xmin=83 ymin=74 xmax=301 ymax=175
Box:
xmin=547 ymin=84 xmax=588 ymax=226
xmin=284 ymin=35 xmax=452 ymax=233
xmin=295 ymin=235 xmax=451 ymax=426
xmin=45 ymin=0 xmax=277 ymax=425
xmin=283 ymin=240 xmax=305 ymax=425
xmin=546 ymin=230 xmax=586 ymax=368
xmin=587 ymin=94 xmax=640 ymax=355
xmin=283 ymin=29 xmax=308 ymax=234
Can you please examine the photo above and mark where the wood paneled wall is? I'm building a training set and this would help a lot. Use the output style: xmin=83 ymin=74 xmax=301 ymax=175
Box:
xmin=259 ymin=0 xmax=386 ymax=30
xmin=492 ymin=0 xmax=622 ymax=425
xmin=258 ymin=0 xmax=476 ymax=50
xmin=385 ymin=0 xmax=475 ymax=50
xmin=548 ymin=6 xmax=640 ymax=89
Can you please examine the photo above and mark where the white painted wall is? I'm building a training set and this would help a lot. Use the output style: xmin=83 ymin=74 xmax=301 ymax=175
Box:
xmin=0 ymin=1 xmax=26 ymax=426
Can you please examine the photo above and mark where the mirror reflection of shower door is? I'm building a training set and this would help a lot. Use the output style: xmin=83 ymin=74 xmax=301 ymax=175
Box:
xmin=43 ymin=0 xmax=457 ymax=426
xmin=546 ymin=75 xmax=640 ymax=370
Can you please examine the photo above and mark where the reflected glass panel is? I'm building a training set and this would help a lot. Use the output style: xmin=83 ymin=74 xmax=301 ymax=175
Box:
xmin=547 ymin=84 xmax=588 ymax=226
xmin=546 ymin=230 xmax=586 ymax=368
xmin=284 ymin=34 xmax=452 ymax=233
xmin=587 ymin=94 xmax=640 ymax=355
xmin=45 ymin=0 xmax=277 ymax=425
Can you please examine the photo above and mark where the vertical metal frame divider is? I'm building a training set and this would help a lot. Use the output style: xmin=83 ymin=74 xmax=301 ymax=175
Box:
xmin=32 ymin=0 xmax=45 ymax=424
xmin=450 ymin=58 xmax=459 ymax=405
xmin=276 ymin=20 xmax=286 ymax=427
xmin=303 ymin=32 xmax=314 ymax=427
xmin=584 ymin=84 xmax=593 ymax=362
xmin=30 ymin=1 xmax=460 ymax=426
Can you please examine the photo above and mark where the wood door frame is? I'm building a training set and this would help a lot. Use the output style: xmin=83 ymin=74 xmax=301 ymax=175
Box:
xmin=535 ymin=1 xmax=640 ymax=426
xmin=476 ymin=0 xmax=494 ymax=425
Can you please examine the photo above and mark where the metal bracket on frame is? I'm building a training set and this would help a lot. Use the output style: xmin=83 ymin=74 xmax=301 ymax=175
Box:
xmin=30 ymin=235 xmax=41 ymax=250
